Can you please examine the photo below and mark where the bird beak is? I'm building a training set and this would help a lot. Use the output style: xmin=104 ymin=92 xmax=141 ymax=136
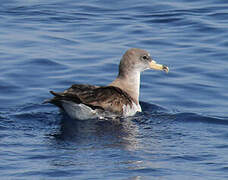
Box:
xmin=149 ymin=60 xmax=169 ymax=73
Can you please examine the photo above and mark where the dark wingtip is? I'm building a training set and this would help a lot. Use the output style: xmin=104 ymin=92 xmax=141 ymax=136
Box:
xmin=50 ymin=91 xmax=64 ymax=97
xmin=50 ymin=91 xmax=59 ymax=96
xmin=50 ymin=91 xmax=55 ymax=95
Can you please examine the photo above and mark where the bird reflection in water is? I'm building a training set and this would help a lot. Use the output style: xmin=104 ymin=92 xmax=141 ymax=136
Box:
xmin=52 ymin=114 xmax=142 ymax=151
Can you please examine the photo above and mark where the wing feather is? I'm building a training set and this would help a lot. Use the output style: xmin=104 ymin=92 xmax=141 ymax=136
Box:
xmin=48 ymin=84 xmax=134 ymax=114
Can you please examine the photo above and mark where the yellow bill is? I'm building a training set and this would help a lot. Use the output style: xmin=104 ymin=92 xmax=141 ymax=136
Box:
xmin=149 ymin=60 xmax=169 ymax=73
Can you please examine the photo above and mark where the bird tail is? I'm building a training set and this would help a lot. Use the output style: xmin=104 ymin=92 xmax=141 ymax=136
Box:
xmin=42 ymin=91 xmax=65 ymax=108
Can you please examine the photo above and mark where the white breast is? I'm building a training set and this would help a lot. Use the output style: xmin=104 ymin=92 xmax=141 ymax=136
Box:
xmin=122 ymin=103 xmax=141 ymax=117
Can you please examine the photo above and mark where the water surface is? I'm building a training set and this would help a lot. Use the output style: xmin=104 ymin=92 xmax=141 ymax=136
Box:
xmin=0 ymin=0 xmax=228 ymax=179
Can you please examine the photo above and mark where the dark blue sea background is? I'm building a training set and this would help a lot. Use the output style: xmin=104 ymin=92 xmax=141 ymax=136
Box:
xmin=1 ymin=0 xmax=228 ymax=179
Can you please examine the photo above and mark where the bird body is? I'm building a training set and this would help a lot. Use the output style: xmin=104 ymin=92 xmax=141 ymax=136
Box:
xmin=46 ymin=48 xmax=169 ymax=120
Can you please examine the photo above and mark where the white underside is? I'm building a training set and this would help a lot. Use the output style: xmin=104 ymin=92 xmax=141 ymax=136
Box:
xmin=61 ymin=100 xmax=141 ymax=120
xmin=122 ymin=102 xmax=141 ymax=117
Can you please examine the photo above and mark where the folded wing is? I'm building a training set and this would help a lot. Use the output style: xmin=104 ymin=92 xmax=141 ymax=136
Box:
xmin=48 ymin=84 xmax=134 ymax=115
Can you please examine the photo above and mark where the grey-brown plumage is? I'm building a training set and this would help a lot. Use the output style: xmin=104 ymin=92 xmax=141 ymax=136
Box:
xmin=48 ymin=84 xmax=135 ymax=115
xmin=46 ymin=48 xmax=169 ymax=119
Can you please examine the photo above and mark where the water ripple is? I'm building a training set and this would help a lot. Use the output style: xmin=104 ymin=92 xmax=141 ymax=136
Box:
xmin=1 ymin=0 xmax=228 ymax=179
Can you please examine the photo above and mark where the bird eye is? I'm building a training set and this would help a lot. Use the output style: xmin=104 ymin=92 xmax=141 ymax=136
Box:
xmin=142 ymin=55 xmax=147 ymax=60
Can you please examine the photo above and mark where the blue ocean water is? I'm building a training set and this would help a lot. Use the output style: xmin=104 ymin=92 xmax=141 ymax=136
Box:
xmin=0 ymin=0 xmax=228 ymax=179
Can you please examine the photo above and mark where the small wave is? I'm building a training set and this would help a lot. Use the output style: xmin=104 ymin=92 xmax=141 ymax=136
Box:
xmin=27 ymin=58 xmax=64 ymax=67
xmin=140 ymin=101 xmax=168 ymax=113
xmin=134 ymin=102 xmax=228 ymax=127
xmin=0 ymin=103 xmax=60 ymax=132
xmin=173 ymin=112 xmax=228 ymax=125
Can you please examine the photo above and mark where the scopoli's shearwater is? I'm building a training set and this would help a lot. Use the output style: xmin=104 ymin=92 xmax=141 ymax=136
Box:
xmin=45 ymin=48 xmax=169 ymax=120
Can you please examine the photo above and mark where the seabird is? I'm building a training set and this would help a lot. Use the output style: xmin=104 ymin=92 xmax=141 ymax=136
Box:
xmin=46 ymin=48 xmax=169 ymax=120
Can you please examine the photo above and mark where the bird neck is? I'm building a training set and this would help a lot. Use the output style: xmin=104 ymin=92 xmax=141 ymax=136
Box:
xmin=109 ymin=70 xmax=141 ymax=104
